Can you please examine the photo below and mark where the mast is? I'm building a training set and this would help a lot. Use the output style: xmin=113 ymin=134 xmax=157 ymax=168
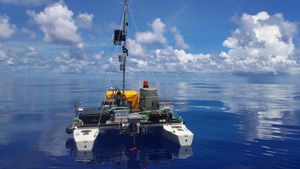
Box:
xmin=113 ymin=0 xmax=129 ymax=104
xmin=122 ymin=0 xmax=128 ymax=97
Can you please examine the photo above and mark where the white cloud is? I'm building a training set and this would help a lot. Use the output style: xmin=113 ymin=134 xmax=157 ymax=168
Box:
xmin=125 ymin=43 xmax=218 ymax=73
xmin=1 ymin=11 xmax=299 ymax=75
xmin=5 ymin=58 xmax=14 ymax=65
xmin=127 ymin=39 xmax=146 ymax=57
xmin=127 ymin=12 xmax=298 ymax=74
xmin=152 ymin=18 xmax=165 ymax=33
xmin=176 ymin=49 xmax=212 ymax=65
xmin=20 ymin=46 xmax=40 ymax=65
xmin=51 ymin=50 xmax=111 ymax=73
xmin=0 ymin=43 xmax=108 ymax=73
xmin=89 ymin=51 xmax=105 ymax=67
xmin=27 ymin=2 xmax=82 ymax=46
xmin=129 ymin=58 xmax=148 ymax=71
xmin=76 ymin=13 xmax=93 ymax=29
xmin=136 ymin=18 xmax=167 ymax=45
xmin=0 ymin=44 xmax=50 ymax=72
xmin=0 ymin=45 xmax=14 ymax=66
xmin=220 ymin=11 xmax=298 ymax=73
xmin=171 ymin=27 xmax=190 ymax=50
xmin=151 ymin=46 xmax=217 ymax=72
xmin=93 ymin=51 xmax=103 ymax=61
xmin=53 ymin=52 xmax=88 ymax=73
xmin=0 ymin=14 xmax=16 ymax=39
xmin=0 ymin=45 xmax=9 ymax=61
xmin=124 ymin=18 xmax=217 ymax=72
xmin=26 ymin=46 xmax=38 ymax=57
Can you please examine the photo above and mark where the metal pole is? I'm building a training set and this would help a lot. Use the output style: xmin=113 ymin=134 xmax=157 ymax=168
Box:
xmin=122 ymin=0 xmax=128 ymax=102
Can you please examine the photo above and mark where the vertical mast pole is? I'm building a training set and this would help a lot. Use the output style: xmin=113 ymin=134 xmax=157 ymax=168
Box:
xmin=122 ymin=0 xmax=128 ymax=99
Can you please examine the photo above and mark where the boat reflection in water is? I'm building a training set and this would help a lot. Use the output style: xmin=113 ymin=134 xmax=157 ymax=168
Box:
xmin=65 ymin=134 xmax=193 ymax=168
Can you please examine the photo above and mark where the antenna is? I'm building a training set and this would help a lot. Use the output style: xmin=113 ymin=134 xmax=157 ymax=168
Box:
xmin=113 ymin=0 xmax=129 ymax=104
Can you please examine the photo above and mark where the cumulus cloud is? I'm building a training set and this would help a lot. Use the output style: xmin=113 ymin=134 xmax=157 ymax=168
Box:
xmin=129 ymin=58 xmax=148 ymax=71
xmin=150 ymin=46 xmax=217 ymax=72
xmin=220 ymin=11 xmax=298 ymax=74
xmin=126 ymin=12 xmax=299 ymax=74
xmin=171 ymin=27 xmax=190 ymax=50
xmin=1 ymin=11 xmax=299 ymax=75
xmin=0 ymin=45 xmax=15 ymax=67
xmin=0 ymin=14 xmax=16 ymax=39
xmin=124 ymin=18 xmax=217 ymax=72
xmin=0 ymin=45 xmax=16 ymax=68
xmin=19 ymin=46 xmax=41 ymax=65
xmin=136 ymin=18 xmax=167 ymax=45
xmin=53 ymin=52 xmax=88 ymax=73
xmin=0 ymin=43 xmax=108 ymax=74
xmin=52 ymin=50 xmax=109 ymax=73
xmin=0 ymin=45 xmax=49 ymax=72
xmin=27 ymin=2 xmax=82 ymax=47
xmin=127 ymin=39 xmax=146 ymax=57
xmin=76 ymin=13 xmax=94 ymax=29
xmin=124 ymin=43 xmax=218 ymax=72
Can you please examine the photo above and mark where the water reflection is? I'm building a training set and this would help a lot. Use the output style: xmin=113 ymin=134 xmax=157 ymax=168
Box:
xmin=220 ymin=84 xmax=300 ymax=141
xmin=65 ymin=134 xmax=193 ymax=168
xmin=174 ymin=82 xmax=300 ymax=141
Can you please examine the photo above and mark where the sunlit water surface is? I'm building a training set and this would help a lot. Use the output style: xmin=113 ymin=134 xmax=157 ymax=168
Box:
xmin=0 ymin=73 xmax=300 ymax=169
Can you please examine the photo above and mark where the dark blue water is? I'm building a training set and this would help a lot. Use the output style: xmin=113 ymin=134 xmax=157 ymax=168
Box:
xmin=1 ymin=73 xmax=300 ymax=169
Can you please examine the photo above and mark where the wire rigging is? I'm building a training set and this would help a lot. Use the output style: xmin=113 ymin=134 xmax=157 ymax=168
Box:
xmin=128 ymin=3 xmax=159 ymax=88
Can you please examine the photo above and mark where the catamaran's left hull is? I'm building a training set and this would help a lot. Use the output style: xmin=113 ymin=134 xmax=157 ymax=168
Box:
xmin=73 ymin=127 xmax=99 ymax=151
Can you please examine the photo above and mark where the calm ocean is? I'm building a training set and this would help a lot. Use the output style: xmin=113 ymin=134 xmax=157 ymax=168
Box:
xmin=0 ymin=73 xmax=300 ymax=169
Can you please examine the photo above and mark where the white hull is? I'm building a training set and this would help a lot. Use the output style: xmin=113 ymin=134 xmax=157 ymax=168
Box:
xmin=73 ymin=127 xmax=99 ymax=151
xmin=161 ymin=123 xmax=193 ymax=146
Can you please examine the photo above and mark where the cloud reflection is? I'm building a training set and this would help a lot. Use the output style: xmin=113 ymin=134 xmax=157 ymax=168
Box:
xmin=174 ymin=81 xmax=300 ymax=141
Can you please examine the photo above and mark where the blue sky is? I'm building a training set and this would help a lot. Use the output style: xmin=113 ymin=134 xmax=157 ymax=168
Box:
xmin=0 ymin=0 xmax=299 ymax=74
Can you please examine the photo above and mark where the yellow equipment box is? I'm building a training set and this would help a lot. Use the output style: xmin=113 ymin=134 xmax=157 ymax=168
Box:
xmin=106 ymin=90 xmax=139 ymax=110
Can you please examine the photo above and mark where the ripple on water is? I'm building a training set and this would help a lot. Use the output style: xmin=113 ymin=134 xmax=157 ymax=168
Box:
xmin=0 ymin=128 xmax=10 ymax=146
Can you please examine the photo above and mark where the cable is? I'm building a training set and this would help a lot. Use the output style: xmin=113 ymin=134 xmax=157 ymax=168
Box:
xmin=128 ymin=4 xmax=159 ymax=88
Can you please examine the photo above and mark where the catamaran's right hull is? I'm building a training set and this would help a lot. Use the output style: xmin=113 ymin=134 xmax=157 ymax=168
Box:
xmin=161 ymin=123 xmax=194 ymax=146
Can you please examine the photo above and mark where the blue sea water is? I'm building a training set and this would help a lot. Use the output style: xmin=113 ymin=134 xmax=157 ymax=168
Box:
xmin=0 ymin=73 xmax=300 ymax=169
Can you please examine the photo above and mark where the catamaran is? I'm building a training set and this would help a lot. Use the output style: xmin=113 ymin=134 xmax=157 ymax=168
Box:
xmin=66 ymin=0 xmax=194 ymax=151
